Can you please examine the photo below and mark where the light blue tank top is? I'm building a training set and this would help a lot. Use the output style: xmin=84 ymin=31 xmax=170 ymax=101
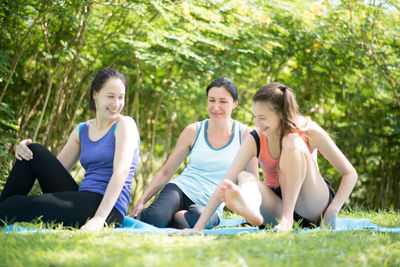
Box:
xmin=170 ymin=119 xmax=244 ymax=217
xmin=78 ymin=117 xmax=140 ymax=216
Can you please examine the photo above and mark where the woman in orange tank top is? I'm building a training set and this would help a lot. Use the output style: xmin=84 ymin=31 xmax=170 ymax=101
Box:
xmin=180 ymin=82 xmax=358 ymax=234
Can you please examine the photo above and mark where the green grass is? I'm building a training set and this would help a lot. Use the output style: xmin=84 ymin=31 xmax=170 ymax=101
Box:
xmin=1 ymin=210 xmax=400 ymax=267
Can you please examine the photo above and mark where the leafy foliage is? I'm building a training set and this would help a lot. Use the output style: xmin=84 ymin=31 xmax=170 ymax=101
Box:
xmin=0 ymin=0 xmax=399 ymax=209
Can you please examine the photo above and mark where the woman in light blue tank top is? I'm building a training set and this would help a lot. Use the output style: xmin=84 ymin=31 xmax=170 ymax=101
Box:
xmin=0 ymin=68 xmax=139 ymax=231
xmin=130 ymin=78 xmax=258 ymax=229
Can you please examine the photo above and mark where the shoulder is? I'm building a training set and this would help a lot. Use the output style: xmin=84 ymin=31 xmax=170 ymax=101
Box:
xmin=77 ymin=120 xmax=90 ymax=132
xmin=114 ymin=116 xmax=139 ymax=136
xmin=306 ymin=120 xmax=329 ymax=141
xmin=70 ymin=123 xmax=81 ymax=139
xmin=168 ymin=122 xmax=199 ymax=150
xmin=241 ymin=130 xmax=258 ymax=156
xmin=73 ymin=123 xmax=81 ymax=132
xmin=181 ymin=122 xmax=200 ymax=137
xmin=119 ymin=115 xmax=136 ymax=124
xmin=116 ymin=116 xmax=137 ymax=129
xmin=297 ymin=120 xmax=333 ymax=151
xmin=62 ymin=123 xmax=81 ymax=147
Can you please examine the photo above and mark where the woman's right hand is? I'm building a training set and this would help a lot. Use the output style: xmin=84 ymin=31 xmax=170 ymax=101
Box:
xmin=15 ymin=139 xmax=33 ymax=161
xmin=130 ymin=201 xmax=144 ymax=218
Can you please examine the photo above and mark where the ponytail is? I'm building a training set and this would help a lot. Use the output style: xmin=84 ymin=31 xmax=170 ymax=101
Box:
xmin=253 ymin=83 xmax=300 ymax=156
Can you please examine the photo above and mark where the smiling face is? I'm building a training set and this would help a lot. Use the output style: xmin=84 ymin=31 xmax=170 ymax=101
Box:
xmin=252 ymin=101 xmax=282 ymax=137
xmin=207 ymin=86 xmax=238 ymax=121
xmin=93 ymin=78 xmax=126 ymax=120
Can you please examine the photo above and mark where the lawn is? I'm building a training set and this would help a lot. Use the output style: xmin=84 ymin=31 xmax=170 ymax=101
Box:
xmin=1 ymin=210 xmax=399 ymax=267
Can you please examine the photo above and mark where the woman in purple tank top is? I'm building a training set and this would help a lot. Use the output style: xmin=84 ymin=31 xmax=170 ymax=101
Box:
xmin=0 ymin=68 xmax=139 ymax=231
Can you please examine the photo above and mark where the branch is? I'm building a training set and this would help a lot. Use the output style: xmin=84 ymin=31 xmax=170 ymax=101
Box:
xmin=33 ymin=19 xmax=56 ymax=142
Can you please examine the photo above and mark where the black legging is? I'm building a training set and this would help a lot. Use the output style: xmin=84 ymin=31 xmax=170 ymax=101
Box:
xmin=140 ymin=183 xmax=220 ymax=229
xmin=0 ymin=143 xmax=123 ymax=227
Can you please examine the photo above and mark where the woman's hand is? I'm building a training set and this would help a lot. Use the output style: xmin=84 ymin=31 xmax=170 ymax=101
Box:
xmin=15 ymin=139 xmax=33 ymax=161
xmin=129 ymin=201 xmax=144 ymax=218
xmin=80 ymin=216 xmax=106 ymax=232
xmin=175 ymin=227 xmax=202 ymax=235
xmin=322 ymin=206 xmax=338 ymax=229
xmin=273 ymin=217 xmax=293 ymax=232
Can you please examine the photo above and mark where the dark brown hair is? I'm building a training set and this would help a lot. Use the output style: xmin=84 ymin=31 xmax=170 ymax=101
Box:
xmin=89 ymin=68 xmax=128 ymax=112
xmin=206 ymin=77 xmax=238 ymax=102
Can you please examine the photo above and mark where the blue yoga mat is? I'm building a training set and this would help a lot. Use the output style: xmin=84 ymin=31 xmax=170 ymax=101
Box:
xmin=1 ymin=217 xmax=244 ymax=234
xmin=4 ymin=216 xmax=399 ymax=234
xmin=114 ymin=216 xmax=400 ymax=235
xmin=110 ymin=216 xmax=247 ymax=235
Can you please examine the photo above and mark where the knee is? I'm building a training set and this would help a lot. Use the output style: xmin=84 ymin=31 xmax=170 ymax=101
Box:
xmin=282 ymin=133 xmax=305 ymax=150
xmin=27 ymin=143 xmax=49 ymax=154
xmin=281 ymin=134 xmax=308 ymax=159
xmin=237 ymin=171 xmax=257 ymax=184
xmin=140 ymin=207 xmax=169 ymax=228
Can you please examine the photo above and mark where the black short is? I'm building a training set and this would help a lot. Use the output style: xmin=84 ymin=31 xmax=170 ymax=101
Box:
xmin=267 ymin=178 xmax=335 ymax=228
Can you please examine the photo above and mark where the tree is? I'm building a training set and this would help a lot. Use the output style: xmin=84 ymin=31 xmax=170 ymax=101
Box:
xmin=1 ymin=0 xmax=399 ymax=209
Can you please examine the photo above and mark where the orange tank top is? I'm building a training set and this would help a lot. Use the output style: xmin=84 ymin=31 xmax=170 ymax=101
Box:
xmin=256 ymin=128 xmax=315 ymax=188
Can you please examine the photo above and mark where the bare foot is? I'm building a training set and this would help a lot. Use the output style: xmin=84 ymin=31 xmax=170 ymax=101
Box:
xmin=220 ymin=180 xmax=263 ymax=226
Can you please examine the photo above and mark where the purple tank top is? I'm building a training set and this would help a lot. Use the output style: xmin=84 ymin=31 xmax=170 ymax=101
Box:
xmin=78 ymin=118 xmax=139 ymax=216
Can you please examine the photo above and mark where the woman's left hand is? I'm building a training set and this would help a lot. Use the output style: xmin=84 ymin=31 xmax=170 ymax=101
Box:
xmin=273 ymin=217 xmax=293 ymax=232
xmin=322 ymin=206 xmax=338 ymax=229
xmin=80 ymin=216 xmax=106 ymax=232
